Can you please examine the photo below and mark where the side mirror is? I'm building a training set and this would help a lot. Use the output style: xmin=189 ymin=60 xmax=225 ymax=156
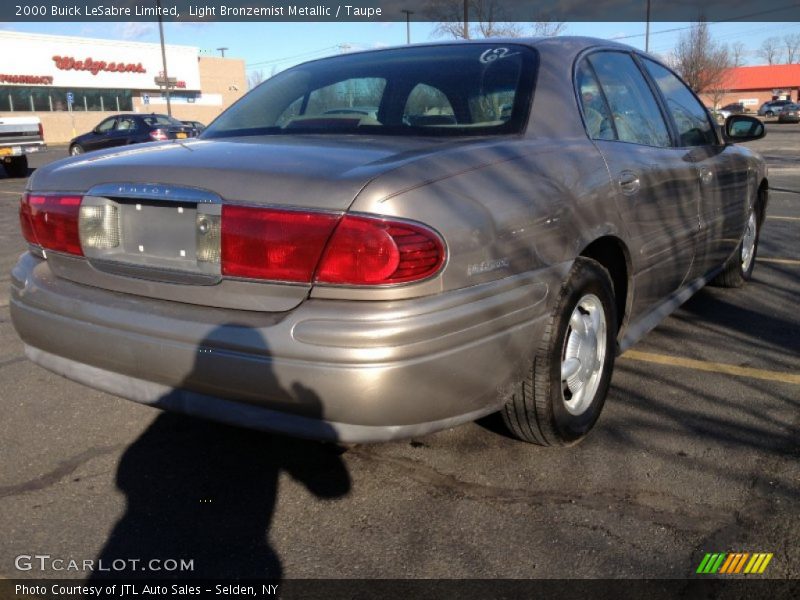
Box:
xmin=724 ymin=115 xmax=765 ymax=142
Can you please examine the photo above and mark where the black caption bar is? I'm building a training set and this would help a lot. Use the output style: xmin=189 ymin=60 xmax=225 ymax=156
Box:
xmin=4 ymin=0 xmax=800 ymax=22
xmin=2 ymin=579 xmax=800 ymax=600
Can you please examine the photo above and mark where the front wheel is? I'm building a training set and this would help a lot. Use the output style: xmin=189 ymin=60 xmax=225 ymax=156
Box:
xmin=711 ymin=208 xmax=759 ymax=288
xmin=501 ymin=257 xmax=617 ymax=446
xmin=69 ymin=144 xmax=84 ymax=156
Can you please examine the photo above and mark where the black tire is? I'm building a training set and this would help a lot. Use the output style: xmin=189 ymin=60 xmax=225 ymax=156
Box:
xmin=766 ymin=110 xmax=774 ymax=117
xmin=3 ymin=155 xmax=28 ymax=178
xmin=711 ymin=205 xmax=760 ymax=288
xmin=69 ymin=144 xmax=84 ymax=156
xmin=501 ymin=257 xmax=617 ymax=446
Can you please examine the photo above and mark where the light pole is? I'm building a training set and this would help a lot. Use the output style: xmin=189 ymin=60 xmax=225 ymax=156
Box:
xmin=645 ymin=0 xmax=651 ymax=53
xmin=401 ymin=10 xmax=413 ymax=44
xmin=156 ymin=0 xmax=171 ymax=116
xmin=217 ymin=47 xmax=228 ymax=57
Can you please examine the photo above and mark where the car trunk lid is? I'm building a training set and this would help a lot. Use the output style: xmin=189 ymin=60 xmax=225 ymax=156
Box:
xmin=27 ymin=135 xmax=457 ymax=312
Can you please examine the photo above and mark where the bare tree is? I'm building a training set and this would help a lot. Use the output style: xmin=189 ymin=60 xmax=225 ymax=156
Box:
xmin=784 ymin=33 xmax=800 ymax=64
xmin=707 ymin=83 xmax=731 ymax=110
xmin=730 ymin=41 xmax=747 ymax=67
xmin=429 ymin=0 xmax=563 ymax=40
xmin=532 ymin=21 xmax=566 ymax=37
xmin=670 ymin=21 xmax=732 ymax=94
xmin=247 ymin=70 xmax=266 ymax=90
xmin=758 ymin=37 xmax=782 ymax=65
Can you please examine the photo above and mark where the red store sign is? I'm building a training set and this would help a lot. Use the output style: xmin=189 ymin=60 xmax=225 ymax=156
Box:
xmin=52 ymin=55 xmax=146 ymax=76
xmin=0 ymin=74 xmax=54 ymax=85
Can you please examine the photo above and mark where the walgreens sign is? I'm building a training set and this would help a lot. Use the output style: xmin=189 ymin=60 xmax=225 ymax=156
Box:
xmin=0 ymin=31 xmax=200 ymax=90
xmin=52 ymin=56 xmax=146 ymax=75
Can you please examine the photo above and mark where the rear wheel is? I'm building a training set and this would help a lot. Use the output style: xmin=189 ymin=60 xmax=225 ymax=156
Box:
xmin=711 ymin=207 xmax=759 ymax=288
xmin=502 ymin=257 xmax=617 ymax=446
xmin=69 ymin=144 xmax=84 ymax=156
xmin=766 ymin=110 xmax=774 ymax=117
xmin=3 ymin=156 xmax=28 ymax=178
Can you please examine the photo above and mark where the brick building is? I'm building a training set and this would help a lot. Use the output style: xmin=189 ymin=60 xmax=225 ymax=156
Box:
xmin=0 ymin=30 xmax=246 ymax=143
xmin=700 ymin=64 xmax=800 ymax=110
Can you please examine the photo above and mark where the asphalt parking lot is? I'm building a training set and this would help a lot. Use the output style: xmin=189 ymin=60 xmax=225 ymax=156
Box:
xmin=0 ymin=130 xmax=797 ymax=583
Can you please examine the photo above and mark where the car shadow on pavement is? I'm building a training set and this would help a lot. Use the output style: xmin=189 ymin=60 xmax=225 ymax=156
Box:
xmin=89 ymin=324 xmax=351 ymax=581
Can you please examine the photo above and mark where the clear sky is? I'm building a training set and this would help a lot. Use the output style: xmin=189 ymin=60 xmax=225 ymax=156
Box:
xmin=7 ymin=19 xmax=800 ymax=80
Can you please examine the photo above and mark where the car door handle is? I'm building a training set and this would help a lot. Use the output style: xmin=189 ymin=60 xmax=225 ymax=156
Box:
xmin=697 ymin=166 xmax=713 ymax=185
xmin=617 ymin=170 xmax=641 ymax=195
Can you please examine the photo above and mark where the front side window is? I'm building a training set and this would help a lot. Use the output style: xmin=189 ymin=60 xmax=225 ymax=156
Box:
xmin=641 ymin=58 xmax=717 ymax=147
xmin=587 ymin=52 xmax=671 ymax=148
xmin=205 ymin=44 xmax=536 ymax=137
xmin=95 ymin=118 xmax=116 ymax=133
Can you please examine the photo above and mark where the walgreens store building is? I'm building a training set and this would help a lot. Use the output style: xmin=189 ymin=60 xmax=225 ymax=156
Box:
xmin=0 ymin=31 xmax=245 ymax=143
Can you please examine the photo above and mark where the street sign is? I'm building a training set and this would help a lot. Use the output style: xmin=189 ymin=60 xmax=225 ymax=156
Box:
xmin=66 ymin=91 xmax=74 ymax=106
xmin=154 ymin=76 xmax=177 ymax=87
xmin=142 ymin=93 xmax=150 ymax=105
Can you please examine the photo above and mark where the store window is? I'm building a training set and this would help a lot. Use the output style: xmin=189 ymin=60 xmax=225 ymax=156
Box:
xmin=0 ymin=87 xmax=133 ymax=112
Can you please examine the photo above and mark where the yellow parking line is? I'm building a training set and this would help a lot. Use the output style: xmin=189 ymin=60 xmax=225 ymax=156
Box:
xmin=759 ymin=257 xmax=800 ymax=265
xmin=0 ymin=190 xmax=21 ymax=196
xmin=769 ymin=215 xmax=800 ymax=221
xmin=620 ymin=350 xmax=800 ymax=385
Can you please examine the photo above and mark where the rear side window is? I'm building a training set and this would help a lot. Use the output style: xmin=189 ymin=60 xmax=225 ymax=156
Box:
xmin=576 ymin=60 xmax=615 ymax=140
xmin=587 ymin=52 xmax=671 ymax=148
xmin=641 ymin=58 xmax=717 ymax=147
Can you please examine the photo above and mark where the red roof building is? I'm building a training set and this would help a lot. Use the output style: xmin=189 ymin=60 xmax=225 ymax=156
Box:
xmin=700 ymin=64 xmax=800 ymax=109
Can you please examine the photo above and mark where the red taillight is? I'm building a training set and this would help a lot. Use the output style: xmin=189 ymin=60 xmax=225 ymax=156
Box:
xmin=20 ymin=194 xmax=83 ymax=256
xmin=220 ymin=207 xmax=445 ymax=286
xmin=38 ymin=123 xmax=44 ymax=139
xmin=150 ymin=128 xmax=168 ymax=141
xmin=19 ymin=195 xmax=37 ymax=245
xmin=221 ymin=205 xmax=339 ymax=281
xmin=316 ymin=216 xmax=444 ymax=284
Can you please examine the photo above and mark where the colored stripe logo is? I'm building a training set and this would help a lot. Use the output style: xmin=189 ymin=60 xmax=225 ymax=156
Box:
xmin=696 ymin=553 xmax=773 ymax=574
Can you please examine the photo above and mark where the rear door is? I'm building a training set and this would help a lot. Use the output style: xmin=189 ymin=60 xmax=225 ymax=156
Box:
xmin=640 ymin=57 xmax=750 ymax=278
xmin=577 ymin=51 xmax=699 ymax=317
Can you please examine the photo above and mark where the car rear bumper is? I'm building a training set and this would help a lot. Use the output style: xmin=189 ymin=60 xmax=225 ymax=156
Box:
xmin=1 ymin=142 xmax=46 ymax=158
xmin=10 ymin=253 xmax=564 ymax=442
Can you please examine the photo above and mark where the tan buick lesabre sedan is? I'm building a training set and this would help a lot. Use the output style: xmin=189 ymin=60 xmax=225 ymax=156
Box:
xmin=11 ymin=38 xmax=767 ymax=445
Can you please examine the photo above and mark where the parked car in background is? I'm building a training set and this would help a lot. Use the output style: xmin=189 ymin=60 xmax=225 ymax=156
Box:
xmin=12 ymin=38 xmax=768 ymax=446
xmin=777 ymin=103 xmax=800 ymax=123
xmin=181 ymin=120 xmax=206 ymax=135
xmin=758 ymin=100 xmax=793 ymax=117
xmin=69 ymin=114 xmax=195 ymax=155
xmin=719 ymin=103 xmax=747 ymax=115
xmin=0 ymin=115 xmax=46 ymax=177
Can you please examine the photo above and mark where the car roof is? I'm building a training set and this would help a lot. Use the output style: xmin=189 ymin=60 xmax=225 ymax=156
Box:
xmin=296 ymin=36 xmax=644 ymax=68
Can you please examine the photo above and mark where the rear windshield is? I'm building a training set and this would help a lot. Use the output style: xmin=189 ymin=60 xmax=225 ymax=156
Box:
xmin=143 ymin=115 xmax=184 ymax=127
xmin=204 ymin=44 xmax=536 ymax=138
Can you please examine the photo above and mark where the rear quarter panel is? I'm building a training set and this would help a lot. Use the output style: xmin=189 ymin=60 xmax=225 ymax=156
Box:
xmin=346 ymin=136 xmax=619 ymax=297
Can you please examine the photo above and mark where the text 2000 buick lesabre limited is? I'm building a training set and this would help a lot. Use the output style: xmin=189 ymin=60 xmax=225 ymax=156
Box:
xmin=11 ymin=38 xmax=767 ymax=445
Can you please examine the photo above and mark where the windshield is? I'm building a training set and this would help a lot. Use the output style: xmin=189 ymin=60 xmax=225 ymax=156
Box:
xmin=204 ymin=44 xmax=536 ymax=138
